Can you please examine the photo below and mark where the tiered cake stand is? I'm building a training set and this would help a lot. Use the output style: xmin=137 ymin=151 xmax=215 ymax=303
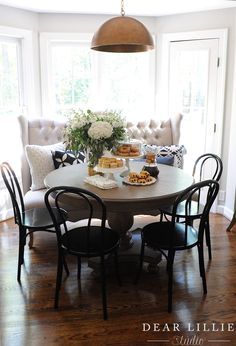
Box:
xmin=111 ymin=154 xmax=144 ymax=177
xmin=94 ymin=165 xmax=127 ymax=180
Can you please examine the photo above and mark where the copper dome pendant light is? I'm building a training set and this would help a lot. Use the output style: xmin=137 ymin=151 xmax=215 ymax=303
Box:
xmin=91 ymin=0 xmax=154 ymax=53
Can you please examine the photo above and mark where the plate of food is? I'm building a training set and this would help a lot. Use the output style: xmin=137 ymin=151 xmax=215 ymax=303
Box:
xmin=123 ymin=170 xmax=157 ymax=186
xmin=94 ymin=157 xmax=127 ymax=177
xmin=113 ymin=140 xmax=143 ymax=158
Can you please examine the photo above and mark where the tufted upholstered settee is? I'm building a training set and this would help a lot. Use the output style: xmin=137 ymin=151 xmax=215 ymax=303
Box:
xmin=18 ymin=113 xmax=183 ymax=211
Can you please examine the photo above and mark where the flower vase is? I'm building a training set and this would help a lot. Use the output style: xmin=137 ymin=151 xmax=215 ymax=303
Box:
xmin=87 ymin=166 xmax=97 ymax=176
xmin=85 ymin=148 xmax=99 ymax=176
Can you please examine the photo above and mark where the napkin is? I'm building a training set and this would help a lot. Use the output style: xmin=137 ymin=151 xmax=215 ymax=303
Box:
xmin=84 ymin=175 xmax=118 ymax=189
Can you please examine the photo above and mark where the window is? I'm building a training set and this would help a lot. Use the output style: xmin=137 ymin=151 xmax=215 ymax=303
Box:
xmin=51 ymin=42 xmax=93 ymax=115
xmin=0 ymin=36 xmax=22 ymax=117
xmin=40 ymin=33 xmax=155 ymax=121
xmin=0 ymin=26 xmax=35 ymax=221
xmin=96 ymin=52 xmax=154 ymax=120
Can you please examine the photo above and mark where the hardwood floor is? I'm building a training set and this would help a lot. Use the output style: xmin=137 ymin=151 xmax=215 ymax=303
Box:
xmin=0 ymin=214 xmax=235 ymax=346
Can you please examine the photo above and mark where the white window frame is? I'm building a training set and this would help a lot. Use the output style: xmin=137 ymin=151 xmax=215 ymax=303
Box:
xmin=40 ymin=33 xmax=93 ymax=117
xmin=159 ymin=29 xmax=228 ymax=157
xmin=40 ymin=32 xmax=156 ymax=119
xmin=0 ymin=25 xmax=37 ymax=117
xmin=0 ymin=26 xmax=36 ymax=221
xmin=0 ymin=35 xmax=23 ymax=114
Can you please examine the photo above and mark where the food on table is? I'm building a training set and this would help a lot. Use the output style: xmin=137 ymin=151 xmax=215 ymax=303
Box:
xmin=127 ymin=170 xmax=152 ymax=184
xmin=114 ymin=141 xmax=141 ymax=157
xmin=98 ymin=157 xmax=124 ymax=169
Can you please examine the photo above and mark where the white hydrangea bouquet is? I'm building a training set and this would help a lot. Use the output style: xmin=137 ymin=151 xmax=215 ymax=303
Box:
xmin=64 ymin=109 xmax=126 ymax=167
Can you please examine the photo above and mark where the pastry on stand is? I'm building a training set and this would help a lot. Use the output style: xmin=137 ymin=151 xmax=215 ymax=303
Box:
xmin=112 ymin=140 xmax=143 ymax=177
xmin=94 ymin=156 xmax=127 ymax=180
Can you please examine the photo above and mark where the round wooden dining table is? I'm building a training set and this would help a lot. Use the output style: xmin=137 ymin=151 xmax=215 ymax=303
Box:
xmin=45 ymin=161 xmax=193 ymax=271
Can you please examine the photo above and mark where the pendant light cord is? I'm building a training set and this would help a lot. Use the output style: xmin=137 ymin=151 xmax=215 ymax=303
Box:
xmin=121 ymin=0 xmax=125 ymax=16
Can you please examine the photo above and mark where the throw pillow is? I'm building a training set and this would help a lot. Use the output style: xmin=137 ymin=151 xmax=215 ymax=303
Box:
xmin=52 ymin=150 xmax=85 ymax=169
xmin=157 ymin=156 xmax=174 ymax=166
xmin=143 ymin=144 xmax=186 ymax=168
xmin=25 ymin=142 xmax=65 ymax=191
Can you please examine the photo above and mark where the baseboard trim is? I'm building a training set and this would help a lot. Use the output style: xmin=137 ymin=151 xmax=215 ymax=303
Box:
xmin=216 ymin=205 xmax=233 ymax=220
xmin=0 ymin=208 xmax=13 ymax=222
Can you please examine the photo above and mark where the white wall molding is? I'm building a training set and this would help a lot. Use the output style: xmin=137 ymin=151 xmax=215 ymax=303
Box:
xmin=217 ymin=205 xmax=233 ymax=220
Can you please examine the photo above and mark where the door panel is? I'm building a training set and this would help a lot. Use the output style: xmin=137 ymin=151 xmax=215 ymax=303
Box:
xmin=169 ymin=39 xmax=219 ymax=175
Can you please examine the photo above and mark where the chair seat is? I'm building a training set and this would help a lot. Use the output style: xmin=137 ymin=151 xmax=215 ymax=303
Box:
xmin=61 ymin=226 xmax=120 ymax=257
xmin=20 ymin=207 xmax=66 ymax=229
xmin=161 ymin=201 xmax=204 ymax=219
xmin=143 ymin=222 xmax=198 ymax=250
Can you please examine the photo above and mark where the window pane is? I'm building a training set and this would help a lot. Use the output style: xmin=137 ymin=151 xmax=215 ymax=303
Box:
xmin=51 ymin=44 xmax=92 ymax=116
xmin=49 ymin=41 xmax=155 ymax=121
xmin=0 ymin=39 xmax=21 ymax=116
xmin=0 ymin=37 xmax=22 ymax=164
xmin=96 ymin=52 xmax=154 ymax=121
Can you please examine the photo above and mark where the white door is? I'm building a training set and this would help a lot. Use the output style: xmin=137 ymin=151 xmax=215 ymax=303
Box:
xmin=168 ymin=39 xmax=219 ymax=176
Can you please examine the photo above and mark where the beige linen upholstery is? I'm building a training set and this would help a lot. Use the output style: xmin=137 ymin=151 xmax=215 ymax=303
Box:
xmin=126 ymin=113 xmax=182 ymax=146
xmin=18 ymin=116 xmax=66 ymax=209
xmin=18 ymin=114 xmax=183 ymax=210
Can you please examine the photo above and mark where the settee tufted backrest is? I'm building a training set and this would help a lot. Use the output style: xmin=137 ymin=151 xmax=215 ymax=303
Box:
xmin=18 ymin=116 xmax=66 ymax=194
xmin=126 ymin=113 xmax=183 ymax=146
xmin=18 ymin=113 xmax=183 ymax=194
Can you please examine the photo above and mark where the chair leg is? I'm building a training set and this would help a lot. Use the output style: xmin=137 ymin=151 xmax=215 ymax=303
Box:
xmin=160 ymin=211 xmax=164 ymax=222
xmin=100 ymin=255 xmax=108 ymax=320
xmin=28 ymin=233 xmax=34 ymax=249
xmin=134 ymin=237 xmax=145 ymax=284
xmin=17 ymin=228 xmax=26 ymax=282
xmin=197 ymin=244 xmax=207 ymax=294
xmin=17 ymin=245 xmax=23 ymax=282
xmin=77 ymin=256 xmax=81 ymax=280
xmin=62 ymin=255 xmax=70 ymax=276
xmin=54 ymin=251 xmax=63 ymax=309
xmin=205 ymin=218 xmax=212 ymax=260
xmin=114 ymin=250 xmax=122 ymax=286
xmin=167 ymin=250 xmax=175 ymax=313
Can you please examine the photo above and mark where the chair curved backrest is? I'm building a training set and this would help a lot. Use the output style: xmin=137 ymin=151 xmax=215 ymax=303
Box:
xmin=191 ymin=154 xmax=222 ymax=207
xmin=1 ymin=162 xmax=25 ymax=226
xmin=192 ymin=153 xmax=223 ymax=182
xmin=171 ymin=180 xmax=219 ymax=246
xmin=44 ymin=186 xmax=107 ymax=256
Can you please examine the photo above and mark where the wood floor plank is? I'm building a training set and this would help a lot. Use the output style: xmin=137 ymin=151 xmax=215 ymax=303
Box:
xmin=0 ymin=214 xmax=235 ymax=346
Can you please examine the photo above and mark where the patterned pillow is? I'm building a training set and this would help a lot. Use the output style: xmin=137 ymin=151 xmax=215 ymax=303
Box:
xmin=143 ymin=144 xmax=186 ymax=168
xmin=52 ymin=150 xmax=85 ymax=169
xmin=25 ymin=142 xmax=65 ymax=191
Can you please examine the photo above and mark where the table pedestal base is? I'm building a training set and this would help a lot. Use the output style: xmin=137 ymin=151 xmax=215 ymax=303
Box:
xmin=88 ymin=229 xmax=162 ymax=275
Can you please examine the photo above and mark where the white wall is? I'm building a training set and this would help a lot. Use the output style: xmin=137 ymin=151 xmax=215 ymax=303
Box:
xmin=0 ymin=5 xmax=38 ymax=30
xmin=0 ymin=5 xmax=236 ymax=216
xmin=225 ymin=52 xmax=236 ymax=218
xmin=38 ymin=13 xmax=156 ymax=33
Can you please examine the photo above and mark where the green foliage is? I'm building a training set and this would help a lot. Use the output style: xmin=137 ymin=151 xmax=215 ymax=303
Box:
xmin=64 ymin=109 xmax=126 ymax=166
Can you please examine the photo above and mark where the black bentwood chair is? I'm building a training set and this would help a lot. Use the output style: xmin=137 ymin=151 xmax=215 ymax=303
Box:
xmin=135 ymin=180 xmax=219 ymax=313
xmin=159 ymin=153 xmax=223 ymax=260
xmin=44 ymin=186 xmax=121 ymax=320
xmin=0 ymin=162 xmax=67 ymax=282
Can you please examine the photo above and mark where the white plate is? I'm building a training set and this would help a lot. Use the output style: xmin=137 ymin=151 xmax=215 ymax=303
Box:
xmin=123 ymin=176 xmax=157 ymax=186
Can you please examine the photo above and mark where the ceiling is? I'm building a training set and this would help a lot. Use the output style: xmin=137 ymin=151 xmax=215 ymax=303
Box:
xmin=0 ymin=0 xmax=236 ymax=16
